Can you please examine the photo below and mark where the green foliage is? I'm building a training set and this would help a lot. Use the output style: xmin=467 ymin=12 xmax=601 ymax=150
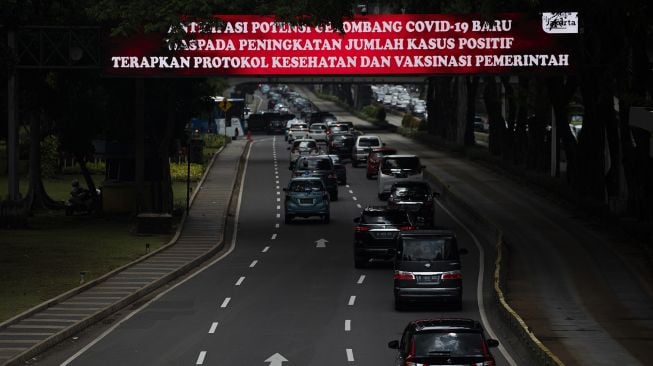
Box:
xmin=40 ymin=135 xmax=60 ymax=178
xmin=61 ymin=160 xmax=106 ymax=175
xmin=401 ymin=114 xmax=424 ymax=130
xmin=201 ymin=133 xmax=226 ymax=149
xmin=361 ymin=104 xmax=387 ymax=123
xmin=170 ymin=162 xmax=204 ymax=182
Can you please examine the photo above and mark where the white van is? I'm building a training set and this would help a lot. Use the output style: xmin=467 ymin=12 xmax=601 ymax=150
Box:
xmin=377 ymin=155 xmax=425 ymax=200
xmin=352 ymin=135 xmax=383 ymax=167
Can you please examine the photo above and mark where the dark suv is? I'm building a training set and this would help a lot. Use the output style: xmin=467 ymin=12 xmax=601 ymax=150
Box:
xmin=387 ymin=181 xmax=438 ymax=225
xmin=393 ymin=230 xmax=468 ymax=310
xmin=352 ymin=207 xmax=416 ymax=268
xmin=327 ymin=132 xmax=355 ymax=160
xmin=292 ymin=155 xmax=339 ymax=201
xmin=388 ymin=318 xmax=499 ymax=365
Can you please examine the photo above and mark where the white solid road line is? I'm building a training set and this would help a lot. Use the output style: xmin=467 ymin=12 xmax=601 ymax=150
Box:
xmin=435 ymin=200 xmax=518 ymax=366
xmin=357 ymin=275 xmax=365 ymax=284
xmin=271 ymin=233 xmax=277 ymax=240
xmin=196 ymin=351 xmax=207 ymax=365
xmin=60 ymin=137 xmax=254 ymax=366
xmin=345 ymin=320 xmax=351 ymax=331
xmin=220 ymin=298 xmax=231 ymax=308
xmin=235 ymin=277 xmax=245 ymax=286
xmin=262 ymin=246 xmax=270 ymax=253
xmin=346 ymin=348 xmax=354 ymax=362
xmin=348 ymin=296 xmax=356 ymax=306
xmin=249 ymin=260 xmax=258 ymax=268
xmin=208 ymin=322 xmax=218 ymax=334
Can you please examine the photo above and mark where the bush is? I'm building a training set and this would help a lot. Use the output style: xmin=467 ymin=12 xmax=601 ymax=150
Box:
xmin=61 ymin=160 xmax=106 ymax=175
xmin=401 ymin=114 xmax=424 ymax=130
xmin=361 ymin=104 xmax=386 ymax=123
xmin=201 ymin=134 xmax=226 ymax=149
xmin=40 ymin=135 xmax=60 ymax=178
xmin=170 ymin=162 xmax=204 ymax=182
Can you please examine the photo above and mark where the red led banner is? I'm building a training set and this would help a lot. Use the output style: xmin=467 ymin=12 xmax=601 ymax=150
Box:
xmin=106 ymin=13 xmax=578 ymax=76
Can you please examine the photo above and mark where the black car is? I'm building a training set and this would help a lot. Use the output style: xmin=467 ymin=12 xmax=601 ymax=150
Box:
xmin=388 ymin=318 xmax=499 ymax=365
xmin=266 ymin=119 xmax=286 ymax=134
xmin=353 ymin=206 xmax=416 ymax=268
xmin=292 ymin=155 xmax=339 ymax=201
xmin=393 ymin=230 xmax=468 ymax=310
xmin=327 ymin=132 xmax=356 ymax=160
xmin=387 ymin=181 xmax=439 ymax=225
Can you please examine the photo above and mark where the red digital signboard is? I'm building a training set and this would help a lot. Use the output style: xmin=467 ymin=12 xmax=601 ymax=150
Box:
xmin=106 ymin=13 xmax=578 ymax=76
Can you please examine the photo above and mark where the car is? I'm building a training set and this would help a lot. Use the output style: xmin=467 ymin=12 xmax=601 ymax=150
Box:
xmin=283 ymin=177 xmax=330 ymax=224
xmin=287 ymin=122 xmax=309 ymax=142
xmin=284 ymin=118 xmax=305 ymax=141
xmin=266 ymin=119 xmax=285 ymax=135
xmin=308 ymin=111 xmax=337 ymax=125
xmin=287 ymin=139 xmax=318 ymax=170
xmin=387 ymin=181 xmax=438 ymax=225
xmin=393 ymin=229 xmax=468 ymax=309
xmin=327 ymin=132 xmax=356 ymax=160
xmin=366 ymin=147 xmax=397 ymax=179
xmin=308 ymin=123 xmax=328 ymax=141
xmin=377 ymin=154 xmax=424 ymax=200
xmin=326 ymin=154 xmax=347 ymax=185
xmin=352 ymin=206 xmax=416 ymax=268
xmin=292 ymin=155 xmax=339 ymax=201
xmin=352 ymin=135 xmax=384 ymax=167
xmin=388 ymin=318 xmax=499 ymax=365
xmin=326 ymin=123 xmax=351 ymax=136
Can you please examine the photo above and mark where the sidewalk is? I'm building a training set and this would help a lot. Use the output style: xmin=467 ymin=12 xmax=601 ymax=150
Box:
xmin=0 ymin=139 xmax=248 ymax=366
xmin=301 ymin=87 xmax=653 ymax=365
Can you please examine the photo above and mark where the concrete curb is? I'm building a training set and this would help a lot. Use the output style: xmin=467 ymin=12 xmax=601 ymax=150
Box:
xmin=424 ymin=169 xmax=564 ymax=366
xmin=1 ymin=141 xmax=250 ymax=366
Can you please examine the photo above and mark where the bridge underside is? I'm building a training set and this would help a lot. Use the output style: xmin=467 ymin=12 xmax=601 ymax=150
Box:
xmin=226 ymin=75 xmax=429 ymax=84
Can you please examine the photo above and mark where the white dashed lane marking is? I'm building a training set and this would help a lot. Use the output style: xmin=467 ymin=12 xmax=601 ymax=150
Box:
xmin=349 ymin=190 xmax=354 ymax=194
xmin=271 ymin=233 xmax=277 ymax=240
xmin=348 ymin=296 xmax=356 ymax=306
xmin=249 ymin=260 xmax=258 ymax=268
xmin=262 ymin=246 xmax=270 ymax=253
xmin=357 ymin=275 xmax=365 ymax=284
xmin=275 ymin=223 xmax=280 ymax=228
xmin=356 ymin=204 xmax=362 ymax=209
xmin=196 ymin=351 xmax=207 ymax=365
xmin=208 ymin=322 xmax=218 ymax=334
xmin=345 ymin=320 xmax=351 ymax=331
xmin=220 ymin=298 xmax=231 ymax=308
xmin=346 ymin=349 xmax=354 ymax=362
xmin=235 ymin=276 xmax=245 ymax=286
xmin=352 ymin=197 xmax=357 ymax=201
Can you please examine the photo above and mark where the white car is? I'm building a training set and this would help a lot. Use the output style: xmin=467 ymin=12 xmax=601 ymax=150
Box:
xmin=352 ymin=135 xmax=383 ymax=167
xmin=287 ymin=123 xmax=309 ymax=142
xmin=377 ymin=154 xmax=424 ymax=200
xmin=288 ymin=139 xmax=319 ymax=169
xmin=308 ymin=123 xmax=328 ymax=141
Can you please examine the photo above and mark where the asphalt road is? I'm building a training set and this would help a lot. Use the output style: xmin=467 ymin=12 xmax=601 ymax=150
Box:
xmin=32 ymin=133 xmax=525 ymax=366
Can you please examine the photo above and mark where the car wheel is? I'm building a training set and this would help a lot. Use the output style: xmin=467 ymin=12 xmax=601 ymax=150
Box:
xmin=354 ymin=257 xmax=367 ymax=269
xmin=330 ymin=191 xmax=338 ymax=201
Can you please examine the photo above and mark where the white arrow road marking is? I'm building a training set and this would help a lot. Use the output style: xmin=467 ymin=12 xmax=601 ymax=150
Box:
xmin=208 ymin=322 xmax=218 ymax=334
xmin=220 ymin=298 xmax=230 ymax=308
xmin=315 ymin=238 xmax=328 ymax=248
xmin=345 ymin=320 xmax=351 ymax=331
xmin=264 ymin=353 xmax=288 ymax=365
xmin=357 ymin=275 xmax=366 ymax=284
xmin=235 ymin=276 xmax=245 ymax=286
xmin=196 ymin=351 xmax=207 ymax=364
xmin=348 ymin=296 xmax=356 ymax=306
xmin=346 ymin=348 xmax=354 ymax=362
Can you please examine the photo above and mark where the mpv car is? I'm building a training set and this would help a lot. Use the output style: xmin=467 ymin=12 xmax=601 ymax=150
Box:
xmin=292 ymin=155 xmax=339 ymax=201
xmin=387 ymin=181 xmax=438 ymax=225
xmin=353 ymin=206 xmax=416 ymax=268
xmin=378 ymin=154 xmax=424 ymax=200
xmin=352 ymin=135 xmax=383 ymax=167
xmin=288 ymin=139 xmax=318 ymax=170
xmin=388 ymin=318 xmax=499 ymax=365
xmin=283 ymin=177 xmax=330 ymax=224
xmin=393 ymin=230 xmax=468 ymax=310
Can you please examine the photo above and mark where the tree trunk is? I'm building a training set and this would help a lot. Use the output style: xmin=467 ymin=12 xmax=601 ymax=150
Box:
xmin=26 ymin=110 xmax=61 ymax=209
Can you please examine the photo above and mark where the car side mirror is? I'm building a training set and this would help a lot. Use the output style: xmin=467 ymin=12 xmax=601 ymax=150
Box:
xmin=387 ymin=340 xmax=399 ymax=349
xmin=353 ymin=217 xmax=360 ymax=223
xmin=486 ymin=339 xmax=499 ymax=348
xmin=459 ymin=248 xmax=469 ymax=255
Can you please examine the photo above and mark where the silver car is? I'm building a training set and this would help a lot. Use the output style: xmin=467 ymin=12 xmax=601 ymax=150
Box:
xmin=308 ymin=123 xmax=328 ymax=141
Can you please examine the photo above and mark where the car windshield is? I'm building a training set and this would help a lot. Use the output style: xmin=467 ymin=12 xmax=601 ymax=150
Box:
xmin=331 ymin=125 xmax=350 ymax=132
xmin=393 ymin=185 xmax=430 ymax=197
xmin=289 ymin=180 xmax=323 ymax=192
xmin=362 ymin=211 xmax=409 ymax=225
xmin=296 ymin=159 xmax=332 ymax=170
xmin=383 ymin=157 xmax=420 ymax=169
xmin=332 ymin=134 xmax=353 ymax=142
xmin=412 ymin=331 xmax=485 ymax=357
xmin=294 ymin=141 xmax=316 ymax=149
xmin=358 ymin=138 xmax=380 ymax=147
xmin=291 ymin=124 xmax=308 ymax=129
xmin=400 ymin=238 xmax=457 ymax=261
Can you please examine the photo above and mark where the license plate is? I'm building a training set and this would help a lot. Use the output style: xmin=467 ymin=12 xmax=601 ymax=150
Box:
xmin=417 ymin=275 xmax=440 ymax=284
xmin=299 ymin=198 xmax=313 ymax=204
xmin=371 ymin=231 xmax=395 ymax=239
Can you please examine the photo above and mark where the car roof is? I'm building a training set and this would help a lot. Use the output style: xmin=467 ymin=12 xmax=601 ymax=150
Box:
xmin=398 ymin=229 xmax=456 ymax=237
xmin=411 ymin=318 xmax=483 ymax=332
xmin=357 ymin=135 xmax=380 ymax=139
xmin=289 ymin=176 xmax=323 ymax=182
xmin=383 ymin=154 xmax=419 ymax=158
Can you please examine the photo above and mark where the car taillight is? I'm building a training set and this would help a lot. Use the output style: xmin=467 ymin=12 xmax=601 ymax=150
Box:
xmin=393 ymin=271 xmax=415 ymax=280
xmin=355 ymin=226 xmax=369 ymax=232
xmin=441 ymin=270 xmax=462 ymax=280
xmin=399 ymin=225 xmax=415 ymax=231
